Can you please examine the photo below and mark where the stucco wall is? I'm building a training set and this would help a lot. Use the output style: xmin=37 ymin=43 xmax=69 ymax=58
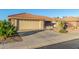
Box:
xmin=10 ymin=19 xmax=16 ymax=26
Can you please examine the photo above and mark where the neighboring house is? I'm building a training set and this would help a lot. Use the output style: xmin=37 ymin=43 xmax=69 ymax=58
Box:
xmin=8 ymin=13 xmax=55 ymax=31
xmin=63 ymin=17 xmax=79 ymax=28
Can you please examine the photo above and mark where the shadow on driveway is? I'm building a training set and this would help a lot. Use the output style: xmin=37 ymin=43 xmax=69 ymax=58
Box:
xmin=18 ymin=30 xmax=45 ymax=36
xmin=36 ymin=38 xmax=79 ymax=49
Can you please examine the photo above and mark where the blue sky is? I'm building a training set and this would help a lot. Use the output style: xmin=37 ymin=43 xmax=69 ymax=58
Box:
xmin=0 ymin=9 xmax=79 ymax=20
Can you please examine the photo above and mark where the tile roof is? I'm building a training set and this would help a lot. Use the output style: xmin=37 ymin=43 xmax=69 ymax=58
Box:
xmin=8 ymin=13 xmax=54 ymax=21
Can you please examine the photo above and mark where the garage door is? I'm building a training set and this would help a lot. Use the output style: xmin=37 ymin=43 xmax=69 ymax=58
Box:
xmin=18 ymin=20 xmax=44 ymax=31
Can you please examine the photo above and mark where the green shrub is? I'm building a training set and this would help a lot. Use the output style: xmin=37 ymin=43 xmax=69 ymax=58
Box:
xmin=0 ymin=20 xmax=17 ymax=41
xmin=59 ymin=29 xmax=68 ymax=33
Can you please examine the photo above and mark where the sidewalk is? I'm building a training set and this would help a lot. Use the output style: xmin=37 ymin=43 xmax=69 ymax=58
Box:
xmin=0 ymin=30 xmax=79 ymax=49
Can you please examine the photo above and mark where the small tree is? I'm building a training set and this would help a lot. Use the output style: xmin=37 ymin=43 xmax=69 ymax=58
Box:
xmin=0 ymin=20 xmax=17 ymax=41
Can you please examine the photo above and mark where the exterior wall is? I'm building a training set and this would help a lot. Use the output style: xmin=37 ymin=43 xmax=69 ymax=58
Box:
xmin=66 ymin=21 xmax=78 ymax=28
xmin=67 ymin=22 xmax=76 ymax=27
xmin=76 ymin=21 xmax=79 ymax=26
xmin=66 ymin=21 xmax=79 ymax=32
xmin=18 ymin=20 xmax=44 ymax=31
xmin=9 ymin=19 xmax=17 ymax=27
xmin=10 ymin=19 xmax=15 ymax=26
xmin=9 ymin=19 xmax=19 ymax=30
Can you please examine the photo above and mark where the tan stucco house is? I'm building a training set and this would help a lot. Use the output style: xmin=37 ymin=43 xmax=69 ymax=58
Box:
xmin=8 ymin=13 xmax=55 ymax=31
xmin=8 ymin=13 xmax=79 ymax=32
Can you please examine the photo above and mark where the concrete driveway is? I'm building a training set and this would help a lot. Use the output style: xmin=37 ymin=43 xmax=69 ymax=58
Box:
xmin=37 ymin=38 xmax=79 ymax=49
xmin=0 ymin=30 xmax=79 ymax=49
